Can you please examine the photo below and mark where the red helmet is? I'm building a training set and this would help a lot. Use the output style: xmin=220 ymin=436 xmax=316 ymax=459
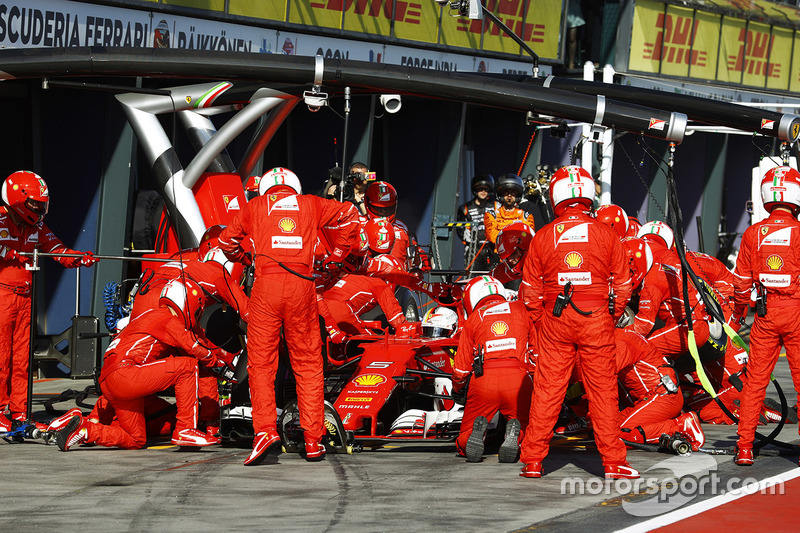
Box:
xmin=637 ymin=221 xmax=674 ymax=250
xmin=595 ymin=204 xmax=629 ymax=238
xmin=258 ymin=167 xmax=302 ymax=196
xmin=197 ymin=225 xmax=226 ymax=260
xmin=2 ymin=170 xmax=49 ymax=225
xmin=463 ymin=275 xmax=506 ymax=315
xmin=761 ymin=166 xmax=800 ymax=214
xmin=365 ymin=181 xmax=398 ymax=221
xmin=626 ymin=216 xmax=642 ymax=238
xmin=549 ymin=166 xmax=595 ymax=216
xmin=365 ymin=217 xmax=395 ymax=254
xmin=495 ymin=221 xmax=534 ymax=276
xmin=159 ymin=278 xmax=205 ymax=329
xmin=620 ymin=237 xmax=654 ymax=290
xmin=244 ymin=175 xmax=261 ymax=201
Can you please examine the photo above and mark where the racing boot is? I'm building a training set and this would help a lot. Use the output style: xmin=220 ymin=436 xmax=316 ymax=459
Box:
xmin=734 ymin=443 xmax=754 ymax=466
xmin=0 ymin=413 xmax=11 ymax=432
xmin=56 ymin=416 xmax=89 ymax=451
xmin=244 ymin=431 xmax=282 ymax=466
xmin=498 ymin=418 xmax=521 ymax=463
xmin=171 ymin=428 xmax=220 ymax=447
xmin=519 ymin=462 xmax=543 ymax=478
xmin=465 ymin=416 xmax=488 ymax=463
xmin=47 ymin=408 xmax=84 ymax=433
xmin=605 ymin=463 xmax=640 ymax=479
xmin=677 ymin=411 xmax=705 ymax=451
xmin=305 ymin=440 xmax=326 ymax=462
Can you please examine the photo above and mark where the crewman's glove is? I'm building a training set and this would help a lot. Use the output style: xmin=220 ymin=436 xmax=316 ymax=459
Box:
xmin=450 ymin=380 xmax=468 ymax=405
xmin=224 ymin=248 xmax=252 ymax=267
xmin=415 ymin=246 xmax=432 ymax=272
xmin=427 ymin=282 xmax=454 ymax=305
xmin=0 ymin=246 xmax=29 ymax=264
xmin=728 ymin=313 xmax=745 ymax=333
xmin=321 ymin=247 xmax=348 ymax=276
xmin=211 ymin=350 xmax=239 ymax=383
xmin=80 ymin=251 xmax=98 ymax=267
xmin=326 ymin=325 xmax=348 ymax=344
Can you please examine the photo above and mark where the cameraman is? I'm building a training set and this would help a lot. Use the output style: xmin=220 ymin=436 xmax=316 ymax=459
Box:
xmin=322 ymin=162 xmax=374 ymax=215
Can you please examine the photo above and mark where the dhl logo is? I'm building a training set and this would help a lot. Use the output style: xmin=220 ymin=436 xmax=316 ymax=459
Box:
xmin=308 ymin=0 xmax=423 ymax=25
xmin=490 ymin=321 xmax=509 ymax=336
xmin=766 ymin=254 xmax=783 ymax=271
xmin=564 ymin=251 xmax=583 ymax=269
xmin=728 ymin=28 xmax=779 ymax=78
xmin=278 ymin=217 xmax=296 ymax=233
xmin=353 ymin=374 xmax=386 ymax=386
xmin=643 ymin=14 xmax=706 ymax=67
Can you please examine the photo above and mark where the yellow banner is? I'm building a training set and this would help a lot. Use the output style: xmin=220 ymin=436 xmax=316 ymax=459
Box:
xmin=393 ymin=1 xmax=440 ymax=44
xmin=439 ymin=4 xmax=482 ymax=51
xmin=689 ymin=10 xmax=720 ymax=80
xmin=289 ymin=0 xmax=342 ymax=29
xmin=717 ymin=16 xmax=746 ymax=84
xmin=767 ymin=26 xmax=792 ymax=91
xmin=229 ymin=1 xmax=287 ymax=21
xmin=343 ymin=0 xmax=391 ymax=37
xmin=740 ymin=21 xmax=774 ymax=88
xmin=481 ymin=0 xmax=561 ymax=59
xmin=792 ymin=31 xmax=800 ymax=93
xmin=629 ymin=0 xmax=661 ymax=74
xmin=629 ymin=0 xmax=719 ymax=81
xmin=161 ymin=0 xmax=224 ymax=10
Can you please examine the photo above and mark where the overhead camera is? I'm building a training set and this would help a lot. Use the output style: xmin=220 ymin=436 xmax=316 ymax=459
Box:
xmin=435 ymin=0 xmax=483 ymax=19
xmin=379 ymin=94 xmax=402 ymax=114
xmin=303 ymin=89 xmax=329 ymax=112
xmin=550 ymin=120 xmax=571 ymax=139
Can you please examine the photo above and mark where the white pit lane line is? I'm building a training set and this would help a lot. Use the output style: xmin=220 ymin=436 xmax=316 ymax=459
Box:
xmin=614 ymin=467 xmax=800 ymax=533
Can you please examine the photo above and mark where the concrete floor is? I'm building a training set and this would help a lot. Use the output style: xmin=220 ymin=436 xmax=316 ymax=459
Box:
xmin=3 ymin=359 xmax=799 ymax=532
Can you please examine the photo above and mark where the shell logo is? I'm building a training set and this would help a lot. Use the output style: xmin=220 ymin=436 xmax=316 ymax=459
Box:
xmin=0 ymin=230 xmax=7 ymax=238
xmin=564 ymin=251 xmax=583 ymax=269
xmin=766 ymin=254 xmax=784 ymax=271
xmin=278 ymin=217 xmax=296 ymax=233
xmin=353 ymin=374 xmax=386 ymax=387
xmin=490 ymin=321 xmax=509 ymax=336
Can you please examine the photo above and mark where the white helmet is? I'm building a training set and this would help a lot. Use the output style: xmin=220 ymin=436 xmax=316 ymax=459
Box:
xmin=762 ymin=166 xmax=800 ymax=214
xmin=258 ymin=167 xmax=302 ymax=196
xmin=202 ymin=248 xmax=234 ymax=275
xmin=421 ymin=306 xmax=458 ymax=338
xmin=549 ymin=166 xmax=595 ymax=216
xmin=637 ymin=220 xmax=674 ymax=250
xmin=463 ymin=275 xmax=506 ymax=315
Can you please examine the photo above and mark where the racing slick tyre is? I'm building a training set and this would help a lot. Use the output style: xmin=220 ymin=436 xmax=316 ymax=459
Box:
xmin=396 ymin=287 xmax=420 ymax=322
xmin=278 ymin=400 xmax=354 ymax=455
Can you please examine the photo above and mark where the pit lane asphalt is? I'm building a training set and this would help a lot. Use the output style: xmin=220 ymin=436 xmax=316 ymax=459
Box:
xmin=4 ymin=358 xmax=799 ymax=533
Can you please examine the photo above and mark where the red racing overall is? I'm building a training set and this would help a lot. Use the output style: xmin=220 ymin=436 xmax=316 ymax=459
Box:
xmin=218 ymin=191 xmax=358 ymax=444
xmin=90 ymin=307 xmax=228 ymax=449
xmin=734 ymin=210 xmax=800 ymax=448
xmin=520 ymin=206 xmax=632 ymax=467
xmin=452 ymin=299 xmax=535 ymax=455
xmin=0 ymin=207 xmax=88 ymax=419
xmin=615 ymin=329 xmax=683 ymax=443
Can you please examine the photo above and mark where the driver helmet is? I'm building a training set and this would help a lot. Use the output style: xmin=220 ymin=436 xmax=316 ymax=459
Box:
xmin=421 ymin=306 xmax=459 ymax=338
